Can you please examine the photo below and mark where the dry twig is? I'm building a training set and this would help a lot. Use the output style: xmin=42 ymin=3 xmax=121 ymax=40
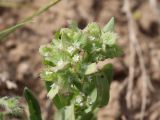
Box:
xmin=123 ymin=0 xmax=154 ymax=119
xmin=123 ymin=0 xmax=136 ymax=110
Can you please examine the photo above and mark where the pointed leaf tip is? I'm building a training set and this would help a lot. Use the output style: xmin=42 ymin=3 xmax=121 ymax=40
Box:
xmin=103 ymin=17 xmax=115 ymax=32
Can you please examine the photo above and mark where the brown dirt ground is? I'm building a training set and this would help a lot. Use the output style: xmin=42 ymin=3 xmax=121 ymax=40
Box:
xmin=0 ymin=0 xmax=160 ymax=120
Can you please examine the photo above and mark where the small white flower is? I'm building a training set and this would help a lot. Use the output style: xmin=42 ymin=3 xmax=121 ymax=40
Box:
xmin=57 ymin=59 xmax=64 ymax=67
xmin=71 ymin=84 xmax=74 ymax=88
xmin=79 ymin=102 xmax=84 ymax=106
xmin=89 ymin=101 xmax=93 ymax=105
xmin=73 ymin=54 xmax=80 ymax=62
xmin=45 ymin=71 xmax=52 ymax=75
xmin=67 ymin=46 xmax=75 ymax=54
xmin=76 ymin=96 xmax=82 ymax=103
xmin=89 ymin=36 xmax=95 ymax=41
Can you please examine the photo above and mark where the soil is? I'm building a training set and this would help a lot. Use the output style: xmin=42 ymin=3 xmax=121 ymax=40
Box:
xmin=0 ymin=0 xmax=160 ymax=120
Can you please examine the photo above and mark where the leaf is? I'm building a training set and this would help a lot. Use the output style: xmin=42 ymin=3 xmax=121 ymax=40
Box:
xmin=103 ymin=17 xmax=115 ymax=32
xmin=54 ymin=105 xmax=75 ymax=120
xmin=0 ymin=113 xmax=3 ymax=120
xmin=47 ymin=83 xmax=60 ymax=100
xmin=55 ymin=30 xmax=61 ymax=39
xmin=85 ymin=23 xmax=101 ymax=37
xmin=101 ymin=32 xmax=117 ymax=46
xmin=64 ymin=105 xmax=75 ymax=120
xmin=39 ymin=44 xmax=71 ymax=66
xmin=85 ymin=63 xmax=98 ymax=75
xmin=95 ymin=64 xmax=113 ymax=107
xmin=41 ymin=70 xmax=56 ymax=81
xmin=80 ymin=112 xmax=96 ymax=120
xmin=105 ymin=45 xmax=123 ymax=58
xmin=23 ymin=87 xmax=42 ymax=120
xmin=102 ymin=64 xmax=113 ymax=85
xmin=0 ymin=0 xmax=60 ymax=41
xmin=45 ymin=81 xmax=65 ymax=109
xmin=45 ymin=81 xmax=53 ymax=91
xmin=68 ymin=21 xmax=79 ymax=31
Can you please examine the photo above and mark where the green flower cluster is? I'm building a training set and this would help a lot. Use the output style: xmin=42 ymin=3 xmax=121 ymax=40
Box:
xmin=0 ymin=97 xmax=23 ymax=117
xmin=39 ymin=18 xmax=122 ymax=119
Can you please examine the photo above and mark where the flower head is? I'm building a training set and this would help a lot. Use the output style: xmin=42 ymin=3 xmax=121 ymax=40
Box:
xmin=73 ymin=54 xmax=80 ymax=62
xmin=67 ymin=46 xmax=75 ymax=54
xmin=57 ymin=59 xmax=64 ymax=67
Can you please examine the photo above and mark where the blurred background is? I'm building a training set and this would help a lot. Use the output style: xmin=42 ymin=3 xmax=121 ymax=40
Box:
xmin=0 ymin=0 xmax=159 ymax=120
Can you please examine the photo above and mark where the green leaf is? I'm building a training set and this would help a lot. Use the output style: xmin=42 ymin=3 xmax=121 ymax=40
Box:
xmin=55 ymin=30 xmax=61 ymax=39
xmin=85 ymin=23 xmax=101 ymax=37
xmin=64 ymin=105 xmax=75 ymax=120
xmin=103 ymin=64 xmax=113 ymax=85
xmin=54 ymin=105 xmax=75 ymax=120
xmin=23 ymin=87 xmax=42 ymax=120
xmin=47 ymin=83 xmax=60 ymax=100
xmin=39 ymin=44 xmax=53 ymax=56
xmin=104 ymin=45 xmax=123 ymax=58
xmin=103 ymin=17 xmax=115 ymax=32
xmin=39 ymin=44 xmax=71 ymax=66
xmin=45 ymin=81 xmax=52 ymax=91
xmin=85 ymin=63 xmax=98 ymax=75
xmin=0 ymin=0 xmax=60 ymax=41
xmin=0 ymin=113 xmax=3 ymax=120
xmin=41 ymin=70 xmax=56 ymax=81
xmin=95 ymin=64 xmax=113 ymax=107
xmin=68 ymin=21 xmax=79 ymax=31
xmin=80 ymin=112 xmax=96 ymax=120
xmin=101 ymin=32 xmax=117 ymax=46
xmin=45 ymin=81 xmax=65 ymax=109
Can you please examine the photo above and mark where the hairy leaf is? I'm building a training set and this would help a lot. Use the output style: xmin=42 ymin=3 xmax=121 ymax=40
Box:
xmin=103 ymin=17 xmax=115 ymax=32
xmin=24 ymin=87 xmax=42 ymax=120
